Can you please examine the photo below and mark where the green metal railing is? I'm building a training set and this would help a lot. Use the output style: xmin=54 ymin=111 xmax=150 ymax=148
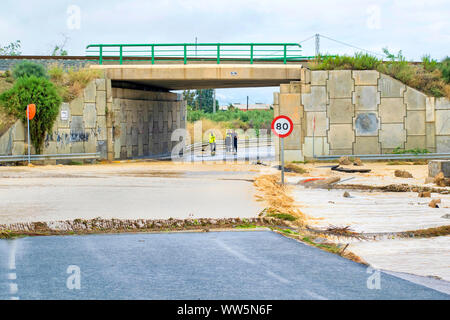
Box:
xmin=85 ymin=43 xmax=307 ymax=65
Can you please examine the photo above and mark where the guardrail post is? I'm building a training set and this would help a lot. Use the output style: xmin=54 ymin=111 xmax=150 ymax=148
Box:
xmin=119 ymin=46 xmax=123 ymax=65
xmin=184 ymin=45 xmax=187 ymax=64
xmin=151 ymin=45 xmax=155 ymax=65
xmin=283 ymin=45 xmax=287 ymax=64
xmin=250 ymin=44 xmax=254 ymax=64
xmin=217 ymin=44 xmax=220 ymax=64
xmin=99 ymin=45 xmax=103 ymax=65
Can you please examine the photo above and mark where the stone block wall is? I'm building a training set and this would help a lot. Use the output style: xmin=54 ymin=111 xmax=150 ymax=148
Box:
xmin=111 ymin=88 xmax=186 ymax=159
xmin=0 ymin=79 xmax=187 ymax=161
xmin=274 ymin=69 xmax=450 ymax=161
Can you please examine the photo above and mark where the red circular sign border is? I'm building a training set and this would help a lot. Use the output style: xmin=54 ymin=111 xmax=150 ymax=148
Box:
xmin=271 ymin=115 xmax=294 ymax=138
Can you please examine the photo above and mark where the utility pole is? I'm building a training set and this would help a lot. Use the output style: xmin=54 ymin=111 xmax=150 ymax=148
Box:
xmin=315 ymin=33 xmax=320 ymax=58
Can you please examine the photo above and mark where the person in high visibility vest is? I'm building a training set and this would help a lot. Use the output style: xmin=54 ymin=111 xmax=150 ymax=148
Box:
xmin=209 ymin=132 xmax=216 ymax=156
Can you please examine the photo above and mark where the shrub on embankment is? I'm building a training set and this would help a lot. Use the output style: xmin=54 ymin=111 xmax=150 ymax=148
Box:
xmin=310 ymin=51 xmax=450 ymax=99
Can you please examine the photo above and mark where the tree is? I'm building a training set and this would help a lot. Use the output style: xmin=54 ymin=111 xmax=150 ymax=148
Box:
xmin=0 ymin=76 xmax=62 ymax=153
xmin=51 ymin=34 xmax=69 ymax=56
xmin=0 ymin=40 xmax=21 ymax=56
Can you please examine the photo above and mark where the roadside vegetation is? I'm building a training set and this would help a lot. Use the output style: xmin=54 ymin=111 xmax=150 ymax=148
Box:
xmin=310 ymin=49 xmax=450 ymax=99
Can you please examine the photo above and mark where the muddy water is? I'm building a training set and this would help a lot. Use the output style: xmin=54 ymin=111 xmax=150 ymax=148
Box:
xmin=349 ymin=236 xmax=450 ymax=282
xmin=291 ymin=185 xmax=450 ymax=233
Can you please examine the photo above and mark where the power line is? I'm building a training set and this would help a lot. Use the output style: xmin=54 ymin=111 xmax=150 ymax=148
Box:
xmin=298 ymin=35 xmax=316 ymax=44
xmin=318 ymin=34 xmax=386 ymax=57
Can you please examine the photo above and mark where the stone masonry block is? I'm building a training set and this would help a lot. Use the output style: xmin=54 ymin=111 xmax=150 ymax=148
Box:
xmin=302 ymin=86 xmax=327 ymax=112
xmin=328 ymin=124 xmax=354 ymax=149
xmin=352 ymin=70 xmax=379 ymax=86
xmin=95 ymin=90 xmax=106 ymax=116
xmin=353 ymin=86 xmax=380 ymax=111
xmin=435 ymin=110 xmax=450 ymax=135
xmin=426 ymin=123 xmax=436 ymax=149
xmin=283 ymin=150 xmax=304 ymax=162
xmin=426 ymin=97 xmax=435 ymax=122
xmin=328 ymin=99 xmax=354 ymax=124
xmin=436 ymin=97 xmax=450 ymax=110
xmin=70 ymin=96 xmax=84 ymax=116
xmin=354 ymin=136 xmax=380 ymax=154
xmin=279 ymin=94 xmax=302 ymax=124
xmin=12 ymin=121 xmax=25 ymax=141
xmin=354 ymin=112 xmax=379 ymax=136
xmin=436 ymin=136 xmax=450 ymax=153
xmin=327 ymin=70 xmax=353 ymax=98
xmin=379 ymin=123 xmax=406 ymax=149
xmin=378 ymin=74 xmax=405 ymax=98
xmin=405 ymin=136 xmax=426 ymax=150
xmin=405 ymin=87 xmax=426 ymax=110
xmin=405 ymin=111 xmax=426 ymax=135
xmin=83 ymin=103 xmax=97 ymax=129
xmin=57 ymin=103 xmax=71 ymax=129
xmin=280 ymin=84 xmax=290 ymax=94
xmin=303 ymin=137 xmax=329 ymax=157
xmin=83 ymin=81 xmax=96 ymax=103
xmin=311 ymin=71 xmax=328 ymax=86
xmin=95 ymin=79 xmax=106 ymax=91
xmin=284 ymin=124 xmax=302 ymax=149
xmin=379 ymin=98 xmax=406 ymax=123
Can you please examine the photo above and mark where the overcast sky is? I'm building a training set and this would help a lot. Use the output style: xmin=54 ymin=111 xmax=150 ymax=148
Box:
xmin=1 ymin=0 xmax=449 ymax=104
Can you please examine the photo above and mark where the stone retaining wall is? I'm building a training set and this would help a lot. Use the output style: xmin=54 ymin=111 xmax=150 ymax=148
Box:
xmin=0 ymin=78 xmax=187 ymax=161
xmin=111 ymin=88 xmax=186 ymax=159
xmin=274 ymin=69 xmax=450 ymax=161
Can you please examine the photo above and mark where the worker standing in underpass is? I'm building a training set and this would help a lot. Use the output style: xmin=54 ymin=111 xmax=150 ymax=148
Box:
xmin=209 ymin=132 xmax=216 ymax=156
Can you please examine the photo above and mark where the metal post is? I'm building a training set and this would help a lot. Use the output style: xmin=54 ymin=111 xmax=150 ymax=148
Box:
xmin=250 ymin=44 xmax=254 ymax=64
xmin=217 ymin=44 xmax=220 ymax=64
xmin=119 ymin=46 xmax=123 ymax=65
xmin=315 ymin=34 xmax=320 ymax=58
xmin=99 ymin=46 xmax=103 ymax=65
xmin=27 ymin=105 xmax=30 ymax=165
xmin=281 ymin=137 xmax=285 ymax=185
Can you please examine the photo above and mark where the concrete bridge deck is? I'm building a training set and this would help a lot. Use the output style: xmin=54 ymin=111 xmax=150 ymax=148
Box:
xmin=91 ymin=64 xmax=304 ymax=90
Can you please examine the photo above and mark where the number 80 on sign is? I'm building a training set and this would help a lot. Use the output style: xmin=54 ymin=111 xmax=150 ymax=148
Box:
xmin=271 ymin=115 xmax=293 ymax=138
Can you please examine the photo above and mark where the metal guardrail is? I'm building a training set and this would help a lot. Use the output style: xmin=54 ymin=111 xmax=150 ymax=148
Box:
xmin=86 ymin=43 xmax=309 ymax=65
xmin=0 ymin=153 xmax=101 ymax=163
xmin=185 ymin=137 xmax=272 ymax=152
xmin=316 ymin=153 xmax=450 ymax=161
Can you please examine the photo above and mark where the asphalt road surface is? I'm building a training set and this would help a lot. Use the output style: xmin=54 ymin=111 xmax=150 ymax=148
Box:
xmin=0 ymin=230 xmax=448 ymax=300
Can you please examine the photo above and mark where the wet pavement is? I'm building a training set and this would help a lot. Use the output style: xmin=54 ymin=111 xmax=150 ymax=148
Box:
xmin=0 ymin=231 xmax=448 ymax=300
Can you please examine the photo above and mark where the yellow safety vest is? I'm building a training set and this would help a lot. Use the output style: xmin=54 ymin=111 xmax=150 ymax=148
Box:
xmin=209 ymin=135 xmax=216 ymax=143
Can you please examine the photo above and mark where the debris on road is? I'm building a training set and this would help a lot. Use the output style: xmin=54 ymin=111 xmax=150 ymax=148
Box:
xmin=353 ymin=158 xmax=363 ymax=166
xmin=434 ymin=172 xmax=450 ymax=187
xmin=418 ymin=191 xmax=431 ymax=198
xmin=428 ymin=199 xmax=441 ymax=208
xmin=331 ymin=165 xmax=371 ymax=173
xmin=343 ymin=191 xmax=351 ymax=198
xmin=339 ymin=156 xmax=352 ymax=165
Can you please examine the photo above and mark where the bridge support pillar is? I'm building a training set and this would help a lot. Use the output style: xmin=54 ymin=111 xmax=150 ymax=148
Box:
xmin=274 ymin=69 xmax=309 ymax=162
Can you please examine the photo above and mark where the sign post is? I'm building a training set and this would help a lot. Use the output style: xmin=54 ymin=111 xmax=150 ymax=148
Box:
xmin=271 ymin=115 xmax=293 ymax=185
xmin=26 ymin=104 xmax=36 ymax=165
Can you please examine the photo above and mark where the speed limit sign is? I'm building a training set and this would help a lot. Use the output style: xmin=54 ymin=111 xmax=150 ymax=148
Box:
xmin=271 ymin=115 xmax=294 ymax=185
xmin=271 ymin=115 xmax=293 ymax=138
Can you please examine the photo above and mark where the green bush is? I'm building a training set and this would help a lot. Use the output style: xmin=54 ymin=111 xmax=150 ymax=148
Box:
xmin=440 ymin=57 xmax=450 ymax=84
xmin=12 ymin=61 xmax=48 ymax=80
xmin=0 ymin=76 xmax=61 ymax=153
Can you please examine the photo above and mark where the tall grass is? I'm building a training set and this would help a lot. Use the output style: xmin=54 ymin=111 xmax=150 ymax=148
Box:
xmin=48 ymin=64 xmax=102 ymax=102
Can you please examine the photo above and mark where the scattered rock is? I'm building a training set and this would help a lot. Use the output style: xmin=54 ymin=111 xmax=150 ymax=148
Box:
xmin=339 ymin=156 xmax=351 ymax=165
xmin=353 ymin=158 xmax=363 ymax=166
xmin=343 ymin=191 xmax=351 ymax=198
xmin=428 ymin=199 xmax=441 ymax=208
xmin=302 ymin=176 xmax=341 ymax=188
xmin=394 ymin=170 xmax=413 ymax=178
xmin=418 ymin=191 xmax=431 ymax=198
xmin=441 ymin=214 xmax=450 ymax=219
xmin=433 ymin=172 xmax=450 ymax=187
